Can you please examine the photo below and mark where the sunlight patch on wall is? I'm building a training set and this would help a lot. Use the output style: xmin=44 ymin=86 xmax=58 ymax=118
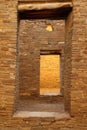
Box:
xmin=40 ymin=55 xmax=60 ymax=95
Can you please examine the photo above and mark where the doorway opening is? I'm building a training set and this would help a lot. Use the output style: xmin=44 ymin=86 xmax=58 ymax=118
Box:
xmin=14 ymin=1 xmax=72 ymax=118
xmin=40 ymin=53 xmax=61 ymax=96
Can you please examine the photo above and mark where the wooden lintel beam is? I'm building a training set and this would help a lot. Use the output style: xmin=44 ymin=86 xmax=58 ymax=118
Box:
xmin=18 ymin=2 xmax=73 ymax=12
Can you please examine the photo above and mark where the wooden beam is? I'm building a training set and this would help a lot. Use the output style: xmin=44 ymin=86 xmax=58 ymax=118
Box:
xmin=18 ymin=2 xmax=73 ymax=12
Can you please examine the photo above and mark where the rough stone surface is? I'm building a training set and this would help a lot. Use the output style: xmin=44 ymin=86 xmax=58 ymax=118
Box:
xmin=19 ymin=19 xmax=65 ymax=97
xmin=0 ymin=0 xmax=87 ymax=130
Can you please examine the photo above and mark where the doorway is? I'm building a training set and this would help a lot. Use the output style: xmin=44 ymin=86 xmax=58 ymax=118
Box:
xmin=40 ymin=54 xmax=61 ymax=95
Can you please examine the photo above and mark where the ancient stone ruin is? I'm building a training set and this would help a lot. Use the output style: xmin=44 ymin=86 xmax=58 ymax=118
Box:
xmin=0 ymin=0 xmax=87 ymax=130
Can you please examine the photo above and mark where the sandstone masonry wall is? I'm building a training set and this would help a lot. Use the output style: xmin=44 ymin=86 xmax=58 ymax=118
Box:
xmin=0 ymin=0 xmax=87 ymax=130
xmin=19 ymin=20 xmax=65 ymax=97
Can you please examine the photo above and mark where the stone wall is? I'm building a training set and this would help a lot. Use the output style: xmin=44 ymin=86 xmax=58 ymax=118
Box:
xmin=0 ymin=0 xmax=17 ymax=117
xmin=64 ymin=11 xmax=73 ymax=111
xmin=0 ymin=0 xmax=87 ymax=130
xmin=19 ymin=19 xmax=65 ymax=97
xmin=71 ymin=0 xmax=87 ymax=118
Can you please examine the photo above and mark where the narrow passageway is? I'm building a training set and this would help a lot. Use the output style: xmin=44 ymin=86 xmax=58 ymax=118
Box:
xmin=40 ymin=55 xmax=60 ymax=95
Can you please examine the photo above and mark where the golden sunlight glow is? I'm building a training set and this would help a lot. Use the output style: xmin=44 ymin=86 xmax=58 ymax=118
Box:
xmin=40 ymin=55 xmax=60 ymax=95
xmin=46 ymin=25 xmax=53 ymax=32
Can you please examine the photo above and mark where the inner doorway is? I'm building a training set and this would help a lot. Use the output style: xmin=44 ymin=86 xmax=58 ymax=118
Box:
xmin=40 ymin=54 xmax=61 ymax=95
